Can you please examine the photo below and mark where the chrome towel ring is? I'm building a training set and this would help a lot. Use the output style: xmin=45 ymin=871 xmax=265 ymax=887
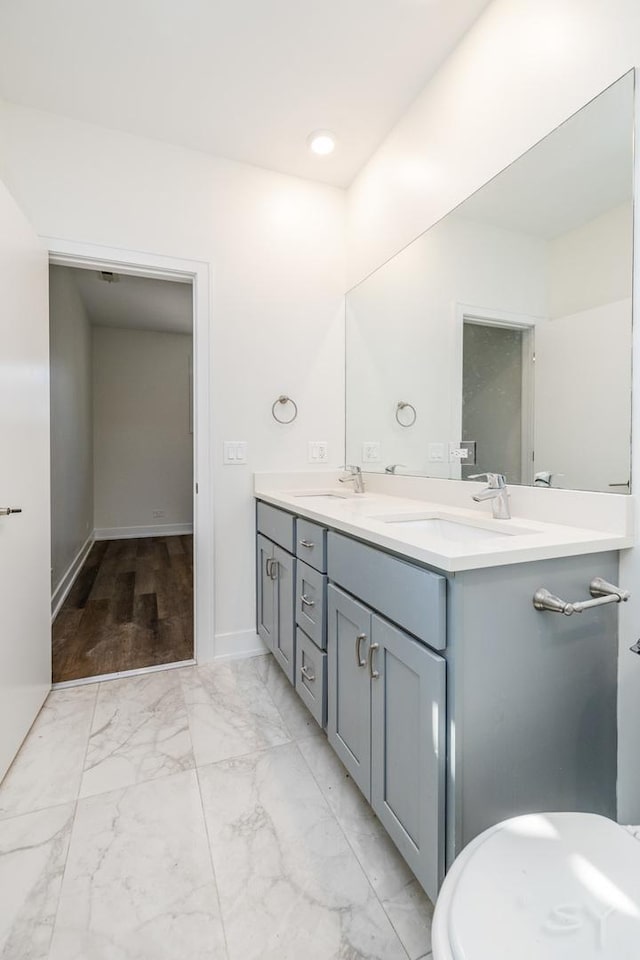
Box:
xmin=395 ymin=401 xmax=417 ymax=428
xmin=272 ymin=395 xmax=298 ymax=424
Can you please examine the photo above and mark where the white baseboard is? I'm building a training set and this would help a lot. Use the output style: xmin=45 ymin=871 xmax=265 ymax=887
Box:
xmin=94 ymin=523 xmax=193 ymax=541
xmin=51 ymin=533 xmax=95 ymax=620
xmin=212 ymin=629 xmax=267 ymax=663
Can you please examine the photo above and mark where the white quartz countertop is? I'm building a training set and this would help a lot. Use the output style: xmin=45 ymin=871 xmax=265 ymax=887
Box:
xmin=254 ymin=481 xmax=633 ymax=573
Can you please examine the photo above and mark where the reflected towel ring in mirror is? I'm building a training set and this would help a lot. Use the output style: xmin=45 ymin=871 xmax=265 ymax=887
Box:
xmin=395 ymin=401 xmax=417 ymax=428
xmin=272 ymin=395 xmax=298 ymax=424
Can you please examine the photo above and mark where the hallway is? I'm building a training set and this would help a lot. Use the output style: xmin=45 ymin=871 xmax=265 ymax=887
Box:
xmin=52 ymin=535 xmax=193 ymax=683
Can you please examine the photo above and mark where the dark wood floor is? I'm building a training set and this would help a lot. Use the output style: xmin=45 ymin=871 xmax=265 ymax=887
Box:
xmin=52 ymin=535 xmax=193 ymax=683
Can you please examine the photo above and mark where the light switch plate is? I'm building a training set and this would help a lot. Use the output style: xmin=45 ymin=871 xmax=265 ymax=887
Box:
xmin=224 ymin=440 xmax=247 ymax=464
xmin=362 ymin=441 xmax=381 ymax=463
xmin=428 ymin=442 xmax=444 ymax=462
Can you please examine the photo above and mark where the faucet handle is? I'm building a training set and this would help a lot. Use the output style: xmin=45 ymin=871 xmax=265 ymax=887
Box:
xmin=469 ymin=472 xmax=506 ymax=487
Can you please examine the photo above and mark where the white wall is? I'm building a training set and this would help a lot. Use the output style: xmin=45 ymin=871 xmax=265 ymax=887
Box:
xmin=0 ymin=100 xmax=346 ymax=659
xmin=535 ymin=204 xmax=633 ymax=492
xmin=549 ymin=202 xmax=633 ymax=318
xmin=93 ymin=326 xmax=193 ymax=534
xmin=345 ymin=0 xmax=640 ymax=820
xmin=49 ymin=265 xmax=93 ymax=599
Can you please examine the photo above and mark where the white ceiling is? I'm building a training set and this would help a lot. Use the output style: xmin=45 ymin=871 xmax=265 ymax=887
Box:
xmin=63 ymin=268 xmax=193 ymax=335
xmin=455 ymin=74 xmax=634 ymax=239
xmin=0 ymin=0 xmax=492 ymax=187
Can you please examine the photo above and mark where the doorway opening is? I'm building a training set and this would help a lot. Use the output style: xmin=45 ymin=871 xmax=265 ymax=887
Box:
xmin=461 ymin=317 xmax=535 ymax=485
xmin=46 ymin=241 xmax=212 ymax=684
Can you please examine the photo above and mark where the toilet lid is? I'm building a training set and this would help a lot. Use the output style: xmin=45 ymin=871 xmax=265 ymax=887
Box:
xmin=447 ymin=813 xmax=640 ymax=960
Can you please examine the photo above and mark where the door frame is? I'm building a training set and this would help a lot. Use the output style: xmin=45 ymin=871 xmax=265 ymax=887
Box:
xmin=45 ymin=236 xmax=214 ymax=665
xmin=451 ymin=302 xmax=540 ymax=484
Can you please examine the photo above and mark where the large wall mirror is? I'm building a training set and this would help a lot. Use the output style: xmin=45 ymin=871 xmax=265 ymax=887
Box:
xmin=346 ymin=72 xmax=634 ymax=494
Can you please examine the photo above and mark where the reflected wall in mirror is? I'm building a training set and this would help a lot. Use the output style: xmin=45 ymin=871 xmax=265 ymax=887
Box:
xmin=346 ymin=72 xmax=634 ymax=494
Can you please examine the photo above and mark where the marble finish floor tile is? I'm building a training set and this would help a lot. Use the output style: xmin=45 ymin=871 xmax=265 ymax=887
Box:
xmin=48 ymin=770 xmax=227 ymax=960
xmin=252 ymin=654 xmax=323 ymax=741
xmin=0 ymin=684 xmax=97 ymax=820
xmin=0 ymin=803 xmax=74 ymax=960
xmin=198 ymin=742 xmax=408 ymax=960
xmin=299 ymin=734 xmax=434 ymax=960
xmin=80 ymin=668 xmax=194 ymax=798
xmin=180 ymin=658 xmax=291 ymax=766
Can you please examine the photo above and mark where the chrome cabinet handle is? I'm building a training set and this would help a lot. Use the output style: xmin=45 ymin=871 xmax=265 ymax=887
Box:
xmin=265 ymin=558 xmax=272 ymax=578
xmin=266 ymin=558 xmax=278 ymax=580
xmin=355 ymin=632 xmax=367 ymax=667
xmin=301 ymin=594 xmax=315 ymax=607
xmin=300 ymin=665 xmax=316 ymax=683
xmin=0 ymin=507 xmax=22 ymax=516
xmin=299 ymin=539 xmax=315 ymax=549
xmin=368 ymin=642 xmax=380 ymax=680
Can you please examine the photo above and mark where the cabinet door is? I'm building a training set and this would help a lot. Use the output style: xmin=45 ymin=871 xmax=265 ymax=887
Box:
xmin=327 ymin=585 xmax=372 ymax=800
xmin=371 ymin=615 xmax=446 ymax=903
xmin=272 ymin=545 xmax=296 ymax=684
xmin=257 ymin=535 xmax=276 ymax=653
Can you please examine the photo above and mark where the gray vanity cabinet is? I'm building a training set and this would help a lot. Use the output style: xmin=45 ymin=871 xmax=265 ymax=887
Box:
xmin=327 ymin=585 xmax=373 ymax=797
xmin=257 ymin=498 xmax=620 ymax=906
xmin=256 ymin=534 xmax=277 ymax=652
xmin=256 ymin=533 xmax=296 ymax=684
xmin=327 ymin=584 xmax=446 ymax=902
xmin=370 ymin=615 xmax=446 ymax=899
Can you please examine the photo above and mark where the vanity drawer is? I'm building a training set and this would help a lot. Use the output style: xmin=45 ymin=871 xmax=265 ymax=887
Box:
xmin=296 ymin=518 xmax=327 ymax=572
xmin=295 ymin=629 xmax=327 ymax=728
xmin=257 ymin=501 xmax=295 ymax=553
xmin=296 ymin=560 xmax=327 ymax=649
xmin=327 ymin=532 xmax=446 ymax=650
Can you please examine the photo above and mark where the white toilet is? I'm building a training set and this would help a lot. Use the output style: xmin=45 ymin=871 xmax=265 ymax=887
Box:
xmin=432 ymin=812 xmax=640 ymax=959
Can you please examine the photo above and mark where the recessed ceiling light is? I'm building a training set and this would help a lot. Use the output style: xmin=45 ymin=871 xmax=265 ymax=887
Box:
xmin=308 ymin=130 xmax=336 ymax=156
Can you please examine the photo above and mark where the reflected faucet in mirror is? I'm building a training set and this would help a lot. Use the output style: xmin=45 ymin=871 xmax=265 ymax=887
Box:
xmin=339 ymin=465 xmax=365 ymax=494
xmin=385 ymin=464 xmax=406 ymax=474
xmin=470 ymin=473 xmax=511 ymax=520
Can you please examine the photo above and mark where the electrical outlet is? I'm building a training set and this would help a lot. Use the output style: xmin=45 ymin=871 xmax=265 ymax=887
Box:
xmin=448 ymin=441 xmax=476 ymax=464
xmin=308 ymin=441 xmax=328 ymax=463
xmin=362 ymin=441 xmax=380 ymax=463
xmin=428 ymin=442 xmax=444 ymax=462
xmin=223 ymin=441 xmax=248 ymax=464
xmin=152 ymin=510 xmax=165 ymax=520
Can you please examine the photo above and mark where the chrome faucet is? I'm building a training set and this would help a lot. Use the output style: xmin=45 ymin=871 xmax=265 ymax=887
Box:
xmin=384 ymin=464 xmax=405 ymax=475
xmin=339 ymin=465 xmax=365 ymax=494
xmin=469 ymin=472 xmax=511 ymax=520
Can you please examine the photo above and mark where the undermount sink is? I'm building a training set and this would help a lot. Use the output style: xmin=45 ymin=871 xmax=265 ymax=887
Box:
xmin=294 ymin=492 xmax=351 ymax=502
xmin=293 ymin=490 xmax=374 ymax=504
xmin=374 ymin=513 xmax=534 ymax=543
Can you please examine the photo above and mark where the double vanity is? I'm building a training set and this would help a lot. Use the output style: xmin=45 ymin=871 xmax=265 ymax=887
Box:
xmin=255 ymin=471 xmax=632 ymax=903
xmin=254 ymin=70 xmax=636 ymax=906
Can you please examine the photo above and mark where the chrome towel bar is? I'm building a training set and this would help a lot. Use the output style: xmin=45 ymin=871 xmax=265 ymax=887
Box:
xmin=533 ymin=577 xmax=630 ymax=616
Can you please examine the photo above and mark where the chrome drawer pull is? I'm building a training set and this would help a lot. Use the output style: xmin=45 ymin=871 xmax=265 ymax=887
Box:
xmin=266 ymin=559 xmax=279 ymax=580
xmin=355 ymin=632 xmax=367 ymax=667
xmin=299 ymin=539 xmax=315 ymax=549
xmin=368 ymin=642 xmax=380 ymax=680
xmin=300 ymin=665 xmax=316 ymax=683
xmin=301 ymin=594 xmax=315 ymax=607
